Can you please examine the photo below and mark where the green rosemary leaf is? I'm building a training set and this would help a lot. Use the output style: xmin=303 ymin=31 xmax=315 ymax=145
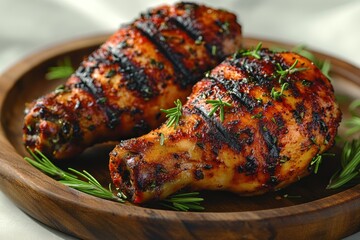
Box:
xmin=161 ymin=99 xmax=183 ymax=128
xmin=236 ymin=42 xmax=262 ymax=59
xmin=327 ymin=139 xmax=360 ymax=189
xmin=24 ymin=149 xmax=125 ymax=202
xmin=160 ymin=192 xmax=204 ymax=211
xmin=206 ymin=98 xmax=232 ymax=122
xmin=159 ymin=133 xmax=165 ymax=146
xmin=46 ymin=57 xmax=74 ymax=80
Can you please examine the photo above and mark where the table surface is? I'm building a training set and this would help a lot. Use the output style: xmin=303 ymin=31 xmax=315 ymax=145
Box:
xmin=0 ymin=0 xmax=359 ymax=239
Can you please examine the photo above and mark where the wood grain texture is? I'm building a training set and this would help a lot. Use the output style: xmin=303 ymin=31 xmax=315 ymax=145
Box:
xmin=0 ymin=35 xmax=359 ymax=240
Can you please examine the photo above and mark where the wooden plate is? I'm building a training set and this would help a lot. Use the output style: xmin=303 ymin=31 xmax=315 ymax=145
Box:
xmin=0 ymin=35 xmax=359 ymax=240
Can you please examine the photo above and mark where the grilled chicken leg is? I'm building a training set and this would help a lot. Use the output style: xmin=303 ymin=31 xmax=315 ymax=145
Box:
xmin=23 ymin=2 xmax=242 ymax=159
xmin=109 ymin=47 xmax=341 ymax=203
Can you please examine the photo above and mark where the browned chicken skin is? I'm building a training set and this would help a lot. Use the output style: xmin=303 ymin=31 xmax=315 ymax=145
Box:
xmin=109 ymin=48 xmax=341 ymax=204
xmin=23 ymin=2 xmax=242 ymax=159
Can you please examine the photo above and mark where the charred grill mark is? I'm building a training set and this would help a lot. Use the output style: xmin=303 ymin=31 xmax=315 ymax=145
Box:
xmin=260 ymin=122 xmax=279 ymax=159
xmin=134 ymin=20 xmax=194 ymax=88
xmin=312 ymin=111 xmax=328 ymax=133
xmin=237 ymin=155 xmax=258 ymax=175
xmin=34 ymin=103 xmax=83 ymax=145
xmin=74 ymin=65 xmax=122 ymax=129
xmin=236 ymin=128 xmax=254 ymax=145
xmin=169 ymin=15 xmax=217 ymax=61
xmin=207 ymin=76 xmax=258 ymax=111
xmin=109 ymin=46 xmax=155 ymax=99
xmin=259 ymin=121 xmax=280 ymax=175
xmin=191 ymin=106 xmax=241 ymax=152
xmin=229 ymin=57 xmax=274 ymax=87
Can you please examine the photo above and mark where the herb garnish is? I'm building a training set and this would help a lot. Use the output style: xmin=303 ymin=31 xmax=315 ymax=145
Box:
xmin=327 ymin=140 xmax=360 ymax=189
xmin=206 ymin=98 xmax=232 ymax=122
xmin=195 ymin=36 xmax=203 ymax=45
xmin=219 ymin=21 xmax=230 ymax=34
xmin=211 ymin=45 xmax=217 ymax=56
xmin=344 ymin=99 xmax=360 ymax=136
xmin=275 ymin=59 xmax=307 ymax=84
xmin=292 ymin=45 xmax=332 ymax=80
xmin=46 ymin=57 xmax=74 ymax=80
xmin=161 ymin=99 xmax=183 ymax=128
xmin=159 ymin=192 xmax=204 ymax=211
xmin=311 ymin=153 xmax=335 ymax=174
xmin=272 ymin=44 xmax=331 ymax=79
xmin=159 ymin=133 xmax=165 ymax=146
xmin=235 ymin=42 xmax=262 ymax=59
xmin=24 ymin=148 xmax=205 ymax=211
xmin=24 ymin=147 xmax=125 ymax=202
xmin=271 ymin=82 xmax=289 ymax=100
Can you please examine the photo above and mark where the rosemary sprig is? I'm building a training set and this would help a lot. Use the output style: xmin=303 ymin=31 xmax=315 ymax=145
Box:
xmin=344 ymin=99 xmax=360 ymax=136
xmin=292 ymin=44 xmax=332 ymax=80
xmin=159 ymin=192 xmax=204 ymax=211
xmin=46 ymin=57 xmax=74 ymax=80
xmin=272 ymin=44 xmax=331 ymax=79
xmin=235 ymin=42 xmax=262 ymax=59
xmin=327 ymin=139 xmax=360 ymax=189
xmin=161 ymin=99 xmax=183 ymax=128
xmin=24 ymin=148 xmax=205 ymax=211
xmin=270 ymin=82 xmax=289 ymax=101
xmin=310 ymin=153 xmax=335 ymax=174
xmin=206 ymin=98 xmax=232 ymax=122
xmin=24 ymin=148 xmax=124 ymax=202
xmin=275 ymin=59 xmax=307 ymax=84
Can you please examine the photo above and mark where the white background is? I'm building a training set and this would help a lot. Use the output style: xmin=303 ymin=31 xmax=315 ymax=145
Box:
xmin=0 ymin=0 xmax=359 ymax=239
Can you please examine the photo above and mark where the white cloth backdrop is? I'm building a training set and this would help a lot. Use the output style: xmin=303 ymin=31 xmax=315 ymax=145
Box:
xmin=0 ymin=0 xmax=359 ymax=239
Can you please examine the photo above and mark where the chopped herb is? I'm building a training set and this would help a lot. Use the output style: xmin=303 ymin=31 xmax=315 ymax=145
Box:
xmin=161 ymin=99 xmax=183 ymax=128
xmin=301 ymin=80 xmax=313 ymax=87
xmin=26 ymin=125 xmax=32 ymax=132
xmin=206 ymin=98 xmax=232 ymax=122
xmin=97 ymin=97 xmax=107 ymax=104
xmin=195 ymin=36 xmax=203 ymax=45
xmin=280 ymin=155 xmax=290 ymax=163
xmin=55 ymin=84 xmax=66 ymax=94
xmin=311 ymin=153 xmax=335 ymax=174
xmin=105 ymin=69 xmax=116 ymax=78
xmin=159 ymin=133 xmax=165 ymax=146
xmin=235 ymin=42 xmax=262 ymax=59
xmin=251 ymin=112 xmax=263 ymax=119
xmin=271 ymin=82 xmax=289 ymax=100
xmin=275 ymin=59 xmax=307 ymax=84
xmin=46 ymin=57 xmax=74 ymax=80
xmin=211 ymin=45 xmax=217 ymax=56
xmin=220 ymin=21 xmax=230 ymax=34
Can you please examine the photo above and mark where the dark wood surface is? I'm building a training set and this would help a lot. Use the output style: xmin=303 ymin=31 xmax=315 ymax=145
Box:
xmin=0 ymin=35 xmax=359 ymax=239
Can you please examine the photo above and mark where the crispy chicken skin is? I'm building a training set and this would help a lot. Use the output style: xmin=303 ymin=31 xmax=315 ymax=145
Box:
xmin=109 ymin=48 xmax=342 ymax=204
xmin=23 ymin=2 xmax=242 ymax=159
